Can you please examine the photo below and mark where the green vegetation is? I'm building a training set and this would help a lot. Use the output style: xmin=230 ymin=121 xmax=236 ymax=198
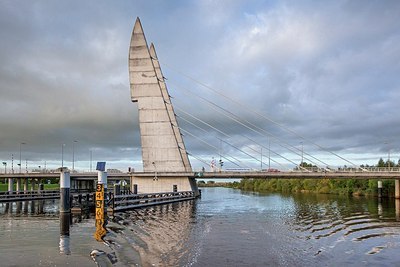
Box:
xmin=227 ymin=159 xmax=399 ymax=197
xmin=228 ymin=179 xmax=395 ymax=197
xmin=0 ymin=182 xmax=59 ymax=191
xmin=198 ymin=180 xmax=233 ymax=187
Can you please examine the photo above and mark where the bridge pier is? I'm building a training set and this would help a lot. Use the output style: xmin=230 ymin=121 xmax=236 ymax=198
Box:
xmin=395 ymin=180 xmax=400 ymax=199
xmin=31 ymin=179 xmax=36 ymax=191
xmin=378 ymin=181 xmax=383 ymax=198
xmin=16 ymin=178 xmax=21 ymax=194
xmin=8 ymin=178 xmax=14 ymax=195
xmin=130 ymin=176 xmax=199 ymax=196
xmin=23 ymin=178 xmax=28 ymax=193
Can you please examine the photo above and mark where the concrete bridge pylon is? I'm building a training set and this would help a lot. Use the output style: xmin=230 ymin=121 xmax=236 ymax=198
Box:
xmin=128 ymin=17 xmax=198 ymax=195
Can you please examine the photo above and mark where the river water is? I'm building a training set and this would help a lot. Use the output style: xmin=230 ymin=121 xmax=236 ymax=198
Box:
xmin=1 ymin=187 xmax=400 ymax=266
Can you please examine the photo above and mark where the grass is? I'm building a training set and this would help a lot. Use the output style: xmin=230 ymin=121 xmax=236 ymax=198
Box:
xmin=0 ymin=182 xmax=59 ymax=191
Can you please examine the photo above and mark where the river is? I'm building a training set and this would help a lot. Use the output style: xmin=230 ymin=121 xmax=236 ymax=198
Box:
xmin=1 ymin=187 xmax=400 ymax=266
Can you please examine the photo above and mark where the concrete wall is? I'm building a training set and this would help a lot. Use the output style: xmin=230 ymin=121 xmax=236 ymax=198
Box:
xmin=131 ymin=176 xmax=194 ymax=194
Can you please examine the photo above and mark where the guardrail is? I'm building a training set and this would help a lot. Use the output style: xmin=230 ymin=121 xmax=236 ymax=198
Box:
xmin=0 ymin=190 xmax=60 ymax=202
xmin=109 ymin=191 xmax=195 ymax=213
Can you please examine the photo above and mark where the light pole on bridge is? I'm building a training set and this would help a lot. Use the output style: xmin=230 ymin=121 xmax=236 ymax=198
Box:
xmin=19 ymin=142 xmax=26 ymax=173
xmin=385 ymin=141 xmax=391 ymax=171
xmin=300 ymin=141 xmax=304 ymax=165
xmin=72 ymin=140 xmax=78 ymax=172
xmin=61 ymin=143 xmax=66 ymax=169
xmin=268 ymin=139 xmax=271 ymax=170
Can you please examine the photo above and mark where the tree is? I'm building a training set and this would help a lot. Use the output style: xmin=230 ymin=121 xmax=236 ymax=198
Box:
xmin=377 ymin=158 xmax=385 ymax=167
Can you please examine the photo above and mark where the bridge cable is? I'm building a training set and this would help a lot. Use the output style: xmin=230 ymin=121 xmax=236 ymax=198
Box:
xmin=175 ymin=99 xmax=322 ymax=170
xmin=178 ymin=127 xmax=243 ymax=168
xmin=175 ymin=106 xmax=297 ymax=170
xmin=177 ymin=115 xmax=288 ymax=170
xmin=170 ymin=81 xmax=328 ymax=169
xmin=162 ymin=62 xmax=364 ymax=170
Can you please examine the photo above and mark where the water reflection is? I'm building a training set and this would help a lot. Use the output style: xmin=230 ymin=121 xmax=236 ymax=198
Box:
xmin=60 ymin=213 xmax=71 ymax=255
xmin=1 ymin=189 xmax=400 ymax=266
xmin=108 ymin=200 xmax=198 ymax=266
xmin=0 ymin=200 xmax=58 ymax=216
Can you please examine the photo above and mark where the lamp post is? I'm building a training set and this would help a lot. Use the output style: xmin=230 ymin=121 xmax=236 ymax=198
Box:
xmin=90 ymin=149 xmax=92 ymax=172
xmin=385 ymin=141 xmax=391 ymax=171
xmin=61 ymin=144 xmax=66 ymax=169
xmin=268 ymin=138 xmax=271 ymax=170
xmin=19 ymin=142 xmax=26 ymax=173
xmin=2 ymin=162 xmax=6 ymax=183
xmin=72 ymin=140 xmax=78 ymax=172
xmin=300 ymin=141 xmax=304 ymax=166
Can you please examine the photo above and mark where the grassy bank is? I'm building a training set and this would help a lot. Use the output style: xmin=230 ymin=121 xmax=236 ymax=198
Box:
xmin=0 ymin=183 xmax=59 ymax=191
xmin=227 ymin=178 xmax=395 ymax=197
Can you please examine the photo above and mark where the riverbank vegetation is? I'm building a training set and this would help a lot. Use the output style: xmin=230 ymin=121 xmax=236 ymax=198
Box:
xmin=226 ymin=158 xmax=399 ymax=197
xmin=0 ymin=183 xmax=59 ymax=191
xmin=197 ymin=180 xmax=233 ymax=188
xmin=227 ymin=179 xmax=395 ymax=197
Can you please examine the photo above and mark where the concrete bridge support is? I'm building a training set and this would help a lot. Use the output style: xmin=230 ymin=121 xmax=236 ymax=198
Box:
xmin=395 ymin=179 xmax=400 ymax=199
xmin=16 ymin=178 xmax=21 ymax=194
xmin=31 ymin=179 xmax=36 ymax=191
xmin=8 ymin=178 xmax=14 ymax=195
xmin=130 ymin=176 xmax=199 ymax=196
xmin=24 ymin=178 xmax=28 ymax=193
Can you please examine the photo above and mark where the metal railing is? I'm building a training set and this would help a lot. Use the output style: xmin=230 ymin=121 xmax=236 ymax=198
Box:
xmin=0 ymin=190 xmax=60 ymax=202
xmin=109 ymin=191 xmax=195 ymax=213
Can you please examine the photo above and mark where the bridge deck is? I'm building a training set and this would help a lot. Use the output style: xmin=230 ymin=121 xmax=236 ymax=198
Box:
xmin=0 ymin=170 xmax=399 ymax=180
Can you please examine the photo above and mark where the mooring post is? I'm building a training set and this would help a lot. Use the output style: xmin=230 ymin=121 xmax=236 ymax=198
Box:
xmin=59 ymin=170 xmax=71 ymax=254
xmin=8 ymin=178 xmax=14 ymax=195
xmin=378 ymin=180 xmax=383 ymax=198
xmin=38 ymin=183 xmax=44 ymax=195
xmin=114 ymin=182 xmax=121 ymax=196
xmin=60 ymin=171 xmax=71 ymax=214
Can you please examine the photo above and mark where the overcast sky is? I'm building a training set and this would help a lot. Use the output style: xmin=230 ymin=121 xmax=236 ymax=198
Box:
xmin=0 ymin=0 xmax=399 ymax=172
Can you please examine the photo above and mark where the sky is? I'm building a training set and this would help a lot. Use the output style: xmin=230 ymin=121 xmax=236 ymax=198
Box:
xmin=0 ymin=0 xmax=399 ymax=172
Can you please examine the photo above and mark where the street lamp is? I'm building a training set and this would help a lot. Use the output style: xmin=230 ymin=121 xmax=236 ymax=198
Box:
xmin=90 ymin=149 xmax=93 ymax=172
xmin=19 ymin=142 xmax=26 ymax=173
xmin=268 ymin=138 xmax=271 ymax=170
xmin=384 ymin=141 xmax=391 ymax=171
xmin=300 ymin=141 xmax=304 ymax=165
xmin=2 ymin=162 xmax=6 ymax=183
xmin=61 ymin=144 xmax=66 ymax=169
xmin=72 ymin=140 xmax=78 ymax=172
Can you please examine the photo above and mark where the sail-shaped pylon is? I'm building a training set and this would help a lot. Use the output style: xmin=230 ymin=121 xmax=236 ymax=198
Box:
xmin=128 ymin=17 xmax=191 ymax=173
xmin=149 ymin=43 xmax=192 ymax=172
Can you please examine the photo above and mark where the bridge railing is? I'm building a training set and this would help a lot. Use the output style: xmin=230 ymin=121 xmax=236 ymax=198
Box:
xmin=0 ymin=190 xmax=60 ymax=202
xmin=109 ymin=191 xmax=195 ymax=213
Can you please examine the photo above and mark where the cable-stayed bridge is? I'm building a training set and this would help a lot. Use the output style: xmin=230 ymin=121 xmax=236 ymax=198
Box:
xmin=1 ymin=17 xmax=399 ymax=199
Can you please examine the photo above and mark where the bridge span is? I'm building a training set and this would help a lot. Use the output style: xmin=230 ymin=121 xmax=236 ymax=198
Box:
xmin=1 ymin=168 xmax=400 ymax=182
